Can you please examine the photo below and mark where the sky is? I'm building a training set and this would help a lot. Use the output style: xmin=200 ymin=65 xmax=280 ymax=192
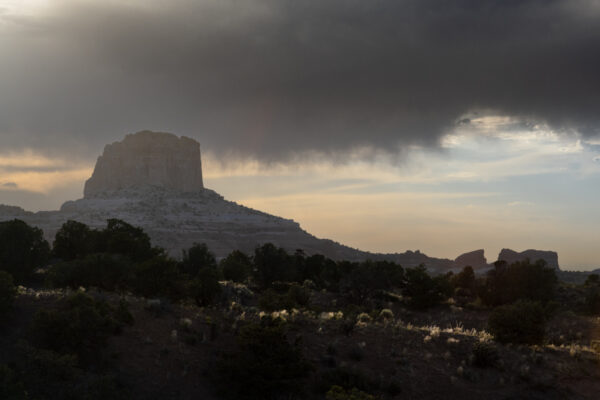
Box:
xmin=1 ymin=0 xmax=599 ymax=269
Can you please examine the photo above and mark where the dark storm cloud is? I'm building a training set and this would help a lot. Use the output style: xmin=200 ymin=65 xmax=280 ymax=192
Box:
xmin=0 ymin=0 xmax=599 ymax=160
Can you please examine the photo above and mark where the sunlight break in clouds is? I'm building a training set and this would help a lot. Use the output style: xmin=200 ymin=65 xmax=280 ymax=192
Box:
xmin=0 ymin=150 xmax=92 ymax=193
xmin=205 ymin=115 xmax=600 ymax=268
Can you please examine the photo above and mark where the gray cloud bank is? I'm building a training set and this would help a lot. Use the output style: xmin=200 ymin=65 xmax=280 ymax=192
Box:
xmin=0 ymin=0 xmax=599 ymax=161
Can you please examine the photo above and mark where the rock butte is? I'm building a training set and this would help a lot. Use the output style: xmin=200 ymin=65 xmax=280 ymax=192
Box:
xmin=498 ymin=248 xmax=560 ymax=271
xmin=84 ymin=131 xmax=203 ymax=198
xmin=454 ymin=249 xmax=487 ymax=271
xmin=0 ymin=131 xmax=560 ymax=271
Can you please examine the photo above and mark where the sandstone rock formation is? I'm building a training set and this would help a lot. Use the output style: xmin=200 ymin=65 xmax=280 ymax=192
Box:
xmin=497 ymin=248 xmax=560 ymax=270
xmin=454 ymin=249 xmax=487 ymax=270
xmin=84 ymin=131 xmax=203 ymax=198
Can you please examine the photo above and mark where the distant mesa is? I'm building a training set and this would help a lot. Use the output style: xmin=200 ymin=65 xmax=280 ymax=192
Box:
xmin=497 ymin=248 xmax=560 ymax=270
xmin=454 ymin=249 xmax=487 ymax=270
xmin=0 ymin=130 xmax=565 ymax=271
xmin=84 ymin=131 xmax=204 ymax=198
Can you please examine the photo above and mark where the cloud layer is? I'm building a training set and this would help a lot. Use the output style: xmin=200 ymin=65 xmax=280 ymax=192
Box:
xmin=1 ymin=0 xmax=599 ymax=160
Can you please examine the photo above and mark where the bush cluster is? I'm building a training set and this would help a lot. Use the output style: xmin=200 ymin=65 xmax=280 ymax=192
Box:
xmin=0 ymin=364 xmax=26 ymax=399
xmin=31 ymin=292 xmax=128 ymax=359
xmin=488 ymin=300 xmax=547 ymax=344
xmin=584 ymin=286 xmax=600 ymax=315
xmin=471 ymin=341 xmax=499 ymax=368
xmin=403 ymin=265 xmax=452 ymax=309
xmin=220 ymin=250 xmax=252 ymax=283
xmin=214 ymin=320 xmax=313 ymax=399
xmin=0 ymin=219 xmax=50 ymax=284
xmin=46 ymin=253 xmax=132 ymax=292
xmin=479 ymin=260 xmax=557 ymax=307
xmin=258 ymin=284 xmax=311 ymax=311
xmin=0 ymin=270 xmax=17 ymax=317
xmin=45 ymin=221 xmax=222 ymax=305
xmin=46 ymin=220 xmax=455 ymax=313
xmin=7 ymin=341 xmax=128 ymax=400
xmin=3 ymin=291 xmax=133 ymax=400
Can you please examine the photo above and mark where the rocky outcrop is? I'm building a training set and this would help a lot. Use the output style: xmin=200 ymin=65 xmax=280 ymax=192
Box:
xmin=383 ymin=250 xmax=455 ymax=273
xmin=0 ymin=205 xmax=30 ymax=217
xmin=84 ymin=131 xmax=203 ymax=198
xmin=455 ymin=249 xmax=487 ymax=270
xmin=497 ymin=248 xmax=560 ymax=270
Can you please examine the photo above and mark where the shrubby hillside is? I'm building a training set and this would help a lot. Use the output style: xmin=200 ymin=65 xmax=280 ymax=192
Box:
xmin=1 ymin=219 xmax=600 ymax=399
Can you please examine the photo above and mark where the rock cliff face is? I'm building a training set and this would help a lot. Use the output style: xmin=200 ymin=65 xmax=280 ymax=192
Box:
xmin=454 ymin=249 xmax=487 ymax=270
xmin=497 ymin=248 xmax=560 ymax=270
xmin=84 ymin=131 xmax=203 ymax=198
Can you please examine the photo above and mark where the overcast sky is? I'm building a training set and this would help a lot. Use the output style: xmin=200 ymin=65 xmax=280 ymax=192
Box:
xmin=1 ymin=1 xmax=600 ymax=269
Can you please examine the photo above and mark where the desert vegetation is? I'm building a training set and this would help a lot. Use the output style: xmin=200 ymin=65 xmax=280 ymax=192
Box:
xmin=1 ymin=218 xmax=600 ymax=399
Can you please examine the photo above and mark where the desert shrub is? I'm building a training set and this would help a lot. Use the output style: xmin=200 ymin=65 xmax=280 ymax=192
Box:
xmin=0 ymin=219 xmax=50 ymax=283
xmin=315 ymin=368 xmax=376 ymax=395
xmin=252 ymin=243 xmax=296 ymax=288
xmin=30 ymin=292 xmax=121 ymax=359
xmin=106 ymin=219 xmax=154 ymax=260
xmin=340 ymin=261 xmax=404 ymax=304
xmin=471 ymin=341 xmax=499 ymax=368
xmin=258 ymin=289 xmax=294 ymax=311
xmin=341 ymin=262 xmax=384 ymax=304
xmin=131 ymin=256 xmax=183 ymax=299
xmin=220 ymin=250 xmax=252 ymax=282
xmin=0 ymin=270 xmax=17 ymax=317
xmin=45 ymin=259 xmax=86 ymax=289
xmin=181 ymin=243 xmax=217 ymax=277
xmin=79 ymin=254 xmax=131 ymax=291
xmin=403 ymin=265 xmax=449 ymax=309
xmin=585 ymin=273 xmax=600 ymax=286
xmin=258 ymin=285 xmax=311 ymax=311
xmin=114 ymin=298 xmax=134 ymax=326
xmin=16 ymin=341 xmax=82 ymax=399
xmin=287 ymin=284 xmax=310 ymax=307
xmin=378 ymin=309 xmax=394 ymax=321
xmin=321 ymin=260 xmax=349 ymax=292
xmin=326 ymin=385 xmax=376 ymax=400
xmin=46 ymin=253 xmax=132 ymax=292
xmin=52 ymin=220 xmax=99 ymax=261
xmin=452 ymin=266 xmax=476 ymax=291
xmin=13 ymin=342 xmax=128 ymax=400
xmin=214 ymin=321 xmax=312 ymax=399
xmin=488 ymin=300 xmax=546 ymax=344
xmin=584 ymin=286 xmax=600 ymax=315
xmin=97 ymin=219 xmax=158 ymax=262
xmin=449 ymin=266 xmax=477 ymax=304
xmin=188 ymin=268 xmax=222 ymax=307
xmin=356 ymin=313 xmax=372 ymax=323
xmin=0 ymin=364 xmax=26 ymax=400
xmin=434 ymin=274 xmax=454 ymax=298
xmin=480 ymin=260 xmax=557 ymax=307
xmin=298 ymin=254 xmax=326 ymax=286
